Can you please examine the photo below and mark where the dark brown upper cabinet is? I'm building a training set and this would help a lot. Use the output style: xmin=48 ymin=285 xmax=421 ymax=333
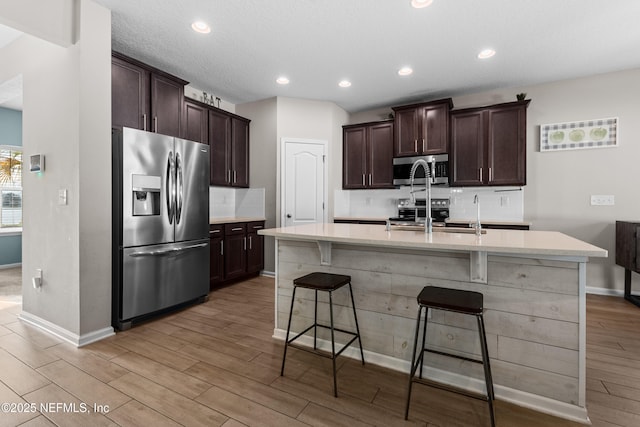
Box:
xmin=209 ymin=108 xmax=250 ymax=187
xmin=111 ymin=52 xmax=187 ymax=138
xmin=392 ymin=98 xmax=453 ymax=157
xmin=182 ymin=99 xmax=208 ymax=144
xmin=343 ymin=120 xmax=394 ymax=189
xmin=450 ymin=100 xmax=529 ymax=187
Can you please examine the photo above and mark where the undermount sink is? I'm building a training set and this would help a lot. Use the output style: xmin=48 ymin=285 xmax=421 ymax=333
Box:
xmin=387 ymin=222 xmax=486 ymax=234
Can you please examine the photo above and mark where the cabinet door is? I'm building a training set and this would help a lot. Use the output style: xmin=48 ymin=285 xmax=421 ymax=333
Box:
xmin=210 ymin=236 xmax=224 ymax=285
xmin=231 ymin=118 xmax=250 ymax=188
xmin=111 ymin=56 xmax=150 ymax=131
xmin=343 ymin=127 xmax=367 ymax=189
xmin=368 ymin=122 xmax=394 ymax=188
xmin=451 ymin=111 xmax=485 ymax=186
xmin=183 ymin=100 xmax=208 ymax=144
xmin=487 ymin=105 xmax=526 ymax=186
xmin=209 ymin=110 xmax=231 ymax=186
xmin=394 ymin=108 xmax=420 ymax=157
xmin=246 ymin=232 xmax=264 ymax=273
xmin=421 ymin=104 xmax=449 ymax=154
xmin=224 ymin=233 xmax=246 ymax=279
xmin=151 ymin=73 xmax=183 ymax=138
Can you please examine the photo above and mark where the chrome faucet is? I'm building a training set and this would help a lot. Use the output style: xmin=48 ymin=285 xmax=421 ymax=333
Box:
xmin=410 ymin=159 xmax=432 ymax=234
xmin=474 ymin=194 xmax=482 ymax=236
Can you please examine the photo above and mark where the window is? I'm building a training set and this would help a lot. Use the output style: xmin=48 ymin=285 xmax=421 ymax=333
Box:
xmin=0 ymin=146 xmax=22 ymax=228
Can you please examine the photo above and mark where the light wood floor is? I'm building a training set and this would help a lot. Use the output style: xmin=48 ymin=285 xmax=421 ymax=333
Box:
xmin=0 ymin=276 xmax=639 ymax=426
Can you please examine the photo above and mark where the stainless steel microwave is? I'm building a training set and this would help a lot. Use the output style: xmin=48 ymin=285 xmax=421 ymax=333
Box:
xmin=392 ymin=154 xmax=449 ymax=186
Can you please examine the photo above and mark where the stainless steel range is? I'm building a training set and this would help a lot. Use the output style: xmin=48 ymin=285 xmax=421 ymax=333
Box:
xmin=388 ymin=198 xmax=450 ymax=225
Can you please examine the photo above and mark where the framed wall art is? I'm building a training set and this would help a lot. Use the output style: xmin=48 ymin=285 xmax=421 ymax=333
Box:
xmin=540 ymin=117 xmax=618 ymax=152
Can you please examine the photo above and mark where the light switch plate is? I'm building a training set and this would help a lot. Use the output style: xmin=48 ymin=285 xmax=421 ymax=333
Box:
xmin=58 ymin=189 xmax=68 ymax=205
xmin=590 ymin=195 xmax=614 ymax=206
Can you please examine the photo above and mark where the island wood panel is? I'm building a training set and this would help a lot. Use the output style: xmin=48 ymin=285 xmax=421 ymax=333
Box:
xmin=276 ymin=240 xmax=582 ymax=406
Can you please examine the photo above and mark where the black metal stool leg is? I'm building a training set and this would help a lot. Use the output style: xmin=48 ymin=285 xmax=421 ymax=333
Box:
xmin=419 ymin=307 xmax=429 ymax=379
xmin=405 ymin=305 xmax=424 ymax=420
xmin=281 ymin=286 xmax=297 ymax=376
xmin=477 ymin=314 xmax=495 ymax=427
xmin=348 ymin=283 xmax=365 ymax=365
xmin=314 ymin=289 xmax=318 ymax=350
xmin=329 ymin=290 xmax=338 ymax=397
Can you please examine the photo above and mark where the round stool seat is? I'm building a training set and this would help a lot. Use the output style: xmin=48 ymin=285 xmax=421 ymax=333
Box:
xmin=417 ymin=286 xmax=483 ymax=315
xmin=293 ymin=272 xmax=351 ymax=291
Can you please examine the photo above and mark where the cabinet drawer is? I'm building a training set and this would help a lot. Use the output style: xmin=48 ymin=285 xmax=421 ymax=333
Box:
xmin=225 ymin=223 xmax=247 ymax=236
xmin=209 ymin=224 xmax=223 ymax=236
xmin=247 ymin=221 xmax=265 ymax=232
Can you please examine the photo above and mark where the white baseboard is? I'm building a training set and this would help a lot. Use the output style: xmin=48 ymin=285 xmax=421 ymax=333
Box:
xmin=261 ymin=270 xmax=275 ymax=278
xmin=273 ymin=328 xmax=590 ymax=425
xmin=0 ymin=263 xmax=21 ymax=269
xmin=586 ymin=287 xmax=623 ymax=297
xmin=18 ymin=311 xmax=114 ymax=347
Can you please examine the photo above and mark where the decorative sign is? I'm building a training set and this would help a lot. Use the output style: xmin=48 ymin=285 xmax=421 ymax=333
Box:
xmin=540 ymin=117 xmax=618 ymax=152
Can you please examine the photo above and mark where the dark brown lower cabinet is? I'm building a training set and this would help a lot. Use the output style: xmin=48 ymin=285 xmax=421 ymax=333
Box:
xmin=210 ymin=220 xmax=265 ymax=288
xmin=615 ymin=221 xmax=640 ymax=308
xmin=209 ymin=225 xmax=224 ymax=284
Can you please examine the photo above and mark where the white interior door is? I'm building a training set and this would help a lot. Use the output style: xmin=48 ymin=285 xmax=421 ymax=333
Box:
xmin=282 ymin=139 xmax=327 ymax=227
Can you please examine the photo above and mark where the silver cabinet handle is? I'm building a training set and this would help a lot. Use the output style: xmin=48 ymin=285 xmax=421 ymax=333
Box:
xmin=243 ymin=237 xmax=247 ymax=251
xmin=154 ymin=116 xmax=158 ymax=133
xmin=252 ymin=225 xmax=263 ymax=229
xmin=231 ymin=227 xmax=243 ymax=231
xmin=489 ymin=167 xmax=493 ymax=182
xmin=479 ymin=168 xmax=483 ymax=182
xmin=422 ymin=138 xmax=425 ymax=153
xmin=362 ymin=174 xmax=365 ymax=186
xmin=368 ymin=174 xmax=372 ymax=186
xmin=143 ymin=113 xmax=147 ymax=131
xmin=227 ymin=170 xmax=231 ymax=183
xmin=414 ymin=139 xmax=418 ymax=152
xmin=249 ymin=235 xmax=252 ymax=250
xmin=220 ymin=240 xmax=224 ymax=255
xmin=233 ymin=170 xmax=237 ymax=183
xmin=209 ymin=229 xmax=221 ymax=234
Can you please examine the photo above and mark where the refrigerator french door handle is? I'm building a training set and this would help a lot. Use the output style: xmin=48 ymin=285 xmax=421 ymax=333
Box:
xmin=166 ymin=151 xmax=174 ymax=224
xmin=128 ymin=242 xmax=208 ymax=257
xmin=175 ymin=152 xmax=183 ymax=224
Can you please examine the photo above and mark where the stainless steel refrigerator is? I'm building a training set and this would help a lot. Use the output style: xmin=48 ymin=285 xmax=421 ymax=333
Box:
xmin=112 ymin=127 xmax=210 ymax=330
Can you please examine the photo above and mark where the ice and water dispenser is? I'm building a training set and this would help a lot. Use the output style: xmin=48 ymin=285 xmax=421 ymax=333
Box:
xmin=132 ymin=174 xmax=161 ymax=216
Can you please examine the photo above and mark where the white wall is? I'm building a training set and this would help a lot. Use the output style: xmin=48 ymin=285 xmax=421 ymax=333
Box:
xmin=349 ymin=68 xmax=640 ymax=293
xmin=0 ymin=0 xmax=112 ymax=340
xmin=237 ymin=97 xmax=349 ymax=273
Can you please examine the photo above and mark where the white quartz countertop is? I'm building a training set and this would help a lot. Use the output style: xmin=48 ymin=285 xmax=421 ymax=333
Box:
xmin=259 ymin=223 xmax=607 ymax=258
xmin=445 ymin=218 xmax=532 ymax=227
xmin=210 ymin=217 xmax=266 ymax=225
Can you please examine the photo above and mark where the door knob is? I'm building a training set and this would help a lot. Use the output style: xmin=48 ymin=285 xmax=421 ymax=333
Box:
xmin=286 ymin=214 xmax=292 ymax=218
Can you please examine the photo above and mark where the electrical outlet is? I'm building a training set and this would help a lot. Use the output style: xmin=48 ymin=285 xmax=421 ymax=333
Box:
xmin=590 ymin=195 xmax=614 ymax=206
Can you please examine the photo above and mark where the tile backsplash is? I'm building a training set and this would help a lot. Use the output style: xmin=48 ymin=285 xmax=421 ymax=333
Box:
xmin=210 ymin=187 xmax=265 ymax=218
xmin=334 ymin=186 xmax=524 ymax=222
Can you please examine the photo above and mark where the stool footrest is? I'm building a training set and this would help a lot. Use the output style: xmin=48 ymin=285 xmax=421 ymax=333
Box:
xmin=411 ymin=377 xmax=489 ymax=402
xmin=423 ymin=348 xmax=484 ymax=365
xmin=286 ymin=323 xmax=360 ymax=360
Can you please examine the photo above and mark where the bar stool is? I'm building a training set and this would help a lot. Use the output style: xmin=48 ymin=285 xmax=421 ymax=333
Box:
xmin=405 ymin=286 xmax=495 ymax=427
xmin=280 ymin=272 xmax=365 ymax=397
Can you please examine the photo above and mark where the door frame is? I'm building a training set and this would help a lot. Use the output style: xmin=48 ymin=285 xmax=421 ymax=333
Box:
xmin=280 ymin=137 xmax=329 ymax=227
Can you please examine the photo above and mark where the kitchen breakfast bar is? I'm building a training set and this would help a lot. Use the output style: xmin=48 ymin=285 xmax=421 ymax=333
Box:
xmin=259 ymin=223 xmax=607 ymax=423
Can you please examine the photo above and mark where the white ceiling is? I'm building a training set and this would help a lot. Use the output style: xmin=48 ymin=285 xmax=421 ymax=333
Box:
xmin=0 ymin=24 xmax=23 ymax=110
xmin=3 ymin=2 xmax=640 ymax=113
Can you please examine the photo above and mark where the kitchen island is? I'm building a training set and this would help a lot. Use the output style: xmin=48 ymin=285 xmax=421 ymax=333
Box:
xmin=259 ymin=223 xmax=607 ymax=423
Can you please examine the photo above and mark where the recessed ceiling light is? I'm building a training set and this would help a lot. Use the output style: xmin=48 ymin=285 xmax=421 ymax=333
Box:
xmin=398 ymin=67 xmax=413 ymax=76
xmin=477 ymin=49 xmax=496 ymax=59
xmin=276 ymin=77 xmax=290 ymax=85
xmin=338 ymin=80 xmax=352 ymax=88
xmin=411 ymin=0 xmax=434 ymax=9
xmin=191 ymin=21 xmax=211 ymax=34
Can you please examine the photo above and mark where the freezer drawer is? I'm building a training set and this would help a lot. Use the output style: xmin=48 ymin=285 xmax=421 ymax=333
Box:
xmin=119 ymin=239 xmax=210 ymax=322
